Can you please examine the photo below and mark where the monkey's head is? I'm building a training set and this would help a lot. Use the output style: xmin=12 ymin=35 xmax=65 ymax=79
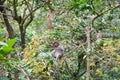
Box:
xmin=53 ymin=42 xmax=59 ymax=48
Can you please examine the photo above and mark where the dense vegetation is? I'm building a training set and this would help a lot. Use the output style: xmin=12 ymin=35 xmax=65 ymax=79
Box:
xmin=0 ymin=0 xmax=120 ymax=80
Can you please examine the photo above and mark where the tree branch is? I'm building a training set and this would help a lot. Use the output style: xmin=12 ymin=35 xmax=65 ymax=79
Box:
xmin=21 ymin=1 xmax=46 ymax=26
xmin=91 ymin=4 xmax=120 ymax=28
xmin=17 ymin=66 xmax=30 ymax=80
xmin=22 ymin=7 xmax=27 ymax=19
xmin=24 ymin=0 xmax=32 ymax=12
xmin=0 ymin=12 xmax=13 ymax=17
xmin=24 ymin=16 xmax=33 ymax=29
xmin=64 ymin=60 xmax=74 ymax=76
xmin=65 ymin=42 xmax=87 ymax=57
xmin=23 ymin=0 xmax=34 ymax=29
xmin=13 ymin=0 xmax=18 ymax=18
xmin=85 ymin=27 xmax=91 ymax=80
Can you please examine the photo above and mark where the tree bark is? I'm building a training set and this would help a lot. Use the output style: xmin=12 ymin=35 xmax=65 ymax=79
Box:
xmin=0 ymin=0 xmax=14 ymax=39
xmin=86 ymin=27 xmax=91 ymax=80
xmin=3 ymin=10 xmax=14 ymax=39
xmin=0 ymin=0 xmax=6 ymax=12
xmin=47 ymin=0 xmax=54 ymax=30
xmin=19 ymin=26 xmax=26 ymax=49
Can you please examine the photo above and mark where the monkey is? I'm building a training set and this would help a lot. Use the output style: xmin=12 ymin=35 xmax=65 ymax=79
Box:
xmin=51 ymin=42 xmax=64 ymax=60
xmin=51 ymin=42 xmax=64 ymax=78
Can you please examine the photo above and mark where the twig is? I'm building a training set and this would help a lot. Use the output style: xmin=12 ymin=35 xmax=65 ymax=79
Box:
xmin=22 ymin=7 xmax=27 ymax=19
xmin=65 ymin=42 xmax=87 ymax=56
xmin=0 ymin=12 xmax=13 ymax=17
xmin=21 ymin=1 xmax=46 ymax=26
xmin=17 ymin=66 xmax=30 ymax=80
xmin=64 ymin=60 xmax=73 ymax=75
xmin=82 ymin=44 xmax=87 ymax=53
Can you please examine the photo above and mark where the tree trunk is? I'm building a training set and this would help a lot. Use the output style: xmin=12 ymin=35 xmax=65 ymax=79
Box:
xmin=47 ymin=0 xmax=54 ymax=30
xmin=19 ymin=26 xmax=26 ymax=49
xmin=47 ymin=9 xmax=54 ymax=30
xmin=2 ymin=7 xmax=14 ymax=39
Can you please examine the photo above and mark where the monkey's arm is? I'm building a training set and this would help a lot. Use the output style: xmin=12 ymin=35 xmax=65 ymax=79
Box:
xmin=51 ymin=49 xmax=56 ymax=58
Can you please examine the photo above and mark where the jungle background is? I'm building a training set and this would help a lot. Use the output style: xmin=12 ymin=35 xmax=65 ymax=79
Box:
xmin=0 ymin=0 xmax=120 ymax=80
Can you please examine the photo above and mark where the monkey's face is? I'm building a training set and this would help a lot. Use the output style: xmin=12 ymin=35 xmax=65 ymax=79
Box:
xmin=53 ymin=42 xmax=59 ymax=47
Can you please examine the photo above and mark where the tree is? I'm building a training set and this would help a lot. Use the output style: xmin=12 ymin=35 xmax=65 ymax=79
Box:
xmin=0 ymin=0 xmax=14 ymax=39
xmin=0 ymin=0 xmax=48 ymax=49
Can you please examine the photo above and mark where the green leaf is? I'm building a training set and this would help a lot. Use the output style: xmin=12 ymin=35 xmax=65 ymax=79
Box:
xmin=0 ymin=46 xmax=14 ymax=56
xmin=7 ymin=38 xmax=16 ymax=47
xmin=0 ymin=38 xmax=16 ymax=56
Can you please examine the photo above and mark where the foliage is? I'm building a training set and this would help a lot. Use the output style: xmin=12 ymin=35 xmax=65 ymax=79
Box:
xmin=90 ymin=39 xmax=120 ymax=79
xmin=0 ymin=0 xmax=120 ymax=80
xmin=23 ymin=36 xmax=55 ymax=79
xmin=0 ymin=38 xmax=16 ymax=79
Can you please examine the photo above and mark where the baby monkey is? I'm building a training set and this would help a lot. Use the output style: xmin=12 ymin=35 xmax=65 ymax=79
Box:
xmin=51 ymin=42 xmax=64 ymax=60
